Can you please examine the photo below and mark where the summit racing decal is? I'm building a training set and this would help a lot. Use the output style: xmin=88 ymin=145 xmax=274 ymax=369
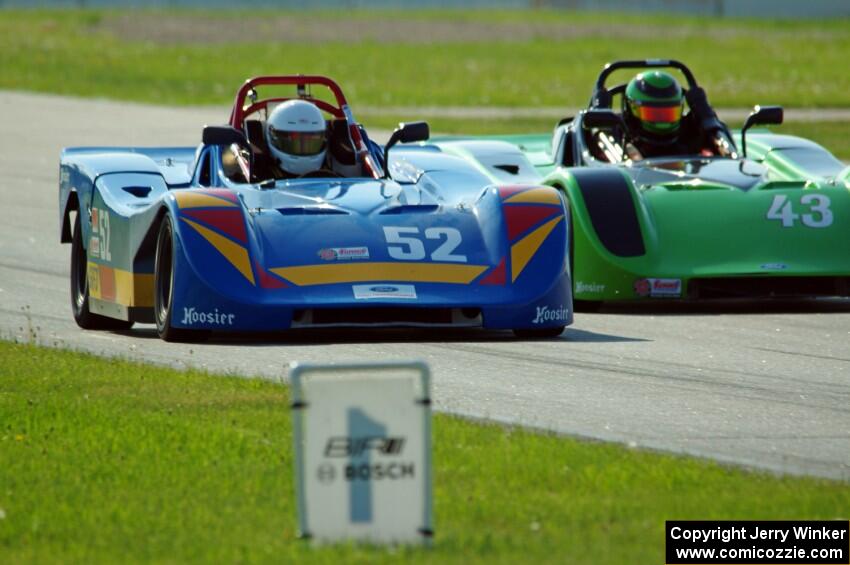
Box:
xmin=635 ymin=278 xmax=682 ymax=298
xmin=181 ymin=307 xmax=235 ymax=326
xmin=532 ymin=305 xmax=570 ymax=324
xmin=318 ymin=246 xmax=370 ymax=261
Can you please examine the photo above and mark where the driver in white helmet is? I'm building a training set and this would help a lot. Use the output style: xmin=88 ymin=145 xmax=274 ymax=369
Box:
xmin=265 ymin=99 xmax=328 ymax=178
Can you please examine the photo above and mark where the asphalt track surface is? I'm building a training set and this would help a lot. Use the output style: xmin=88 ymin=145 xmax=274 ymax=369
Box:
xmin=1 ymin=91 xmax=849 ymax=480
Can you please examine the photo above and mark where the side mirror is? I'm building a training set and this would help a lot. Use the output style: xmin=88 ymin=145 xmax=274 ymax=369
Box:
xmin=202 ymin=125 xmax=248 ymax=147
xmin=384 ymin=121 xmax=430 ymax=177
xmin=740 ymin=105 xmax=783 ymax=158
xmin=582 ymin=109 xmax=626 ymax=131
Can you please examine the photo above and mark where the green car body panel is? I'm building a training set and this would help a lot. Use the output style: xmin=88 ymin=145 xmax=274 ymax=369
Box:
xmin=432 ymin=59 xmax=850 ymax=304
xmin=433 ymin=128 xmax=850 ymax=303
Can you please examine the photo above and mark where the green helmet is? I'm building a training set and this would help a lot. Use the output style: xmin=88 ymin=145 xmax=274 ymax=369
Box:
xmin=623 ymin=71 xmax=684 ymax=140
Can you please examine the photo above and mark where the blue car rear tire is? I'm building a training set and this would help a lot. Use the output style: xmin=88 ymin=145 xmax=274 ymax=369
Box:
xmin=70 ymin=213 xmax=133 ymax=331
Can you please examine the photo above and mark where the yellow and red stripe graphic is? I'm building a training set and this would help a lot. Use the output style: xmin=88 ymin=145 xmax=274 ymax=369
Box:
xmin=270 ymin=262 xmax=487 ymax=286
xmin=502 ymin=186 xmax=562 ymax=206
xmin=478 ymin=185 xmax=564 ymax=284
xmin=174 ymin=189 xmax=238 ymax=209
xmin=174 ymin=189 xmax=260 ymax=286
xmin=477 ymin=256 xmax=506 ymax=285
xmin=87 ymin=263 xmax=154 ymax=307
xmin=180 ymin=218 xmax=256 ymax=286
xmin=509 ymin=215 xmax=563 ymax=282
xmin=182 ymin=209 xmax=248 ymax=244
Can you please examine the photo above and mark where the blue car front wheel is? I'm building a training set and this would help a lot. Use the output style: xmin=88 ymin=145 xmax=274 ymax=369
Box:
xmin=154 ymin=215 xmax=209 ymax=343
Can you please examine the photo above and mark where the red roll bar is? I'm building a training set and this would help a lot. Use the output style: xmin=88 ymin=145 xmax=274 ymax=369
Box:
xmin=227 ymin=75 xmax=380 ymax=178
xmin=228 ymin=75 xmax=349 ymax=127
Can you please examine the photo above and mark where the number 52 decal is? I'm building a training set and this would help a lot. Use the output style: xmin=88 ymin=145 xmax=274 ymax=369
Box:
xmin=766 ymin=194 xmax=833 ymax=228
xmin=383 ymin=226 xmax=467 ymax=263
xmin=90 ymin=207 xmax=112 ymax=260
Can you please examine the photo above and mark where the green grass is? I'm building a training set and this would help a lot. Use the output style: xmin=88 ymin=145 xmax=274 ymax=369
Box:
xmin=2 ymin=9 xmax=850 ymax=109
xmin=5 ymin=9 xmax=848 ymax=159
xmin=1 ymin=341 xmax=848 ymax=563
xmin=2 ymin=9 xmax=849 ymax=159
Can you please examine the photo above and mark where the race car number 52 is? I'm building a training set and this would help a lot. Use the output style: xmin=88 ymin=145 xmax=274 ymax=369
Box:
xmin=91 ymin=207 xmax=112 ymax=260
xmin=766 ymin=194 xmax=833 ymax=228
xmin=383 ymin=226 xmax=467 ymax=263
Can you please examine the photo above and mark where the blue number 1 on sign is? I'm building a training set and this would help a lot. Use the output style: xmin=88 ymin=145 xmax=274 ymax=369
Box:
xmin=348 ymin=407 xmax=386 ymax=523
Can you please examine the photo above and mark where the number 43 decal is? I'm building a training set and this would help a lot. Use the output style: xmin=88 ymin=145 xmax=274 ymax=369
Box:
xmin=766 ymin=194 xmax=833 ymax=228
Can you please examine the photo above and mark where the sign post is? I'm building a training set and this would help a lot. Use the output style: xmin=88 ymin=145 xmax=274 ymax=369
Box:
xmin=290 ymin=361 xmax=432 ymax=545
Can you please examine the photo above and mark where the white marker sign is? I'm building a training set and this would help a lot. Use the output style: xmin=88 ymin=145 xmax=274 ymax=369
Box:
xmin=290 ymin=361 xmax=432 ymax=545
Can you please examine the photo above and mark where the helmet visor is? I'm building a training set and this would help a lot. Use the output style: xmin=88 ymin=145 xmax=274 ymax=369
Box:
xmin=268 ymin=128 xmax=327 ymax=156
xmin=631 ymin=102 xmax=683 ymax=125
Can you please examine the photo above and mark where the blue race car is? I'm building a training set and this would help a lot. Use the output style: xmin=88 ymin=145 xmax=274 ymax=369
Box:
xmin=59 ymin=75 xmax=572 ymax=341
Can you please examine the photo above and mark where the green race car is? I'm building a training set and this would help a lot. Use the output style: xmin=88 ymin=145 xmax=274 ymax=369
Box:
xmin=433 ymin=59 xmax=850 ymax=306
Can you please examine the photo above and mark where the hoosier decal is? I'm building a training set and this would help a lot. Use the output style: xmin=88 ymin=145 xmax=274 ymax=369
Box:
xmin=532 ymin=304 xmax=570 ymax=324
xmin=575 ymin=281 xmax=605 ymax=294
xmin=181 ymin=307 xmax=235 ymax=326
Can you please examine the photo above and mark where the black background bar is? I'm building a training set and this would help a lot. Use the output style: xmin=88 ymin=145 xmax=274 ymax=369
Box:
xmin=666 ymin=520 xmax=849 ymax=564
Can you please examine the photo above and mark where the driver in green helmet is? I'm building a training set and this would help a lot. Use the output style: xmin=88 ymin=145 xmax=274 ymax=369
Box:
xmin=620 ymin=70 xmax=733 ymax=160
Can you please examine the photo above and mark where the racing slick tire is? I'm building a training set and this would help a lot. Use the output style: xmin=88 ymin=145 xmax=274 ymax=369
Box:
xmin=70 ymin=213 xmax=133 ymax=331
xmin=154 ymin=215 xmax=209 ymax=343
xmin=513 ymin=326 xmax=566 ymax=338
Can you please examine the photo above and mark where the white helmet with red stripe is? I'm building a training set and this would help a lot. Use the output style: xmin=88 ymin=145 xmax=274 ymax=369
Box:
xmin=265 ymin=100 xmax=327 ymax=175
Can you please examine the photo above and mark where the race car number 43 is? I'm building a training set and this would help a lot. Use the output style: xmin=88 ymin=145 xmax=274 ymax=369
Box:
xmin=766 ymin=194 xmax=832 ymax=228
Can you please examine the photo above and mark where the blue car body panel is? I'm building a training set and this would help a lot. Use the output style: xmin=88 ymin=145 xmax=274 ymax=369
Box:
xmin=60 ymin=139 xmax=573 ymax=334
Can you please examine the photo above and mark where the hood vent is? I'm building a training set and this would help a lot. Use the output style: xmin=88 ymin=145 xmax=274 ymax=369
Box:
xmin=380 ymin=204 xmax=439 ymax=215
xmin=122 ymin=186 xmax=153 ymax=198
xmin=277 ymin=206 xmax=349 ymax=216
xmin=760 ymin=181 xmax=815 ymax=190
xmin=659 ymin=182 xmax=729 ymax=191
xmin=494 ymin=164 xmax=520 ymax=175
